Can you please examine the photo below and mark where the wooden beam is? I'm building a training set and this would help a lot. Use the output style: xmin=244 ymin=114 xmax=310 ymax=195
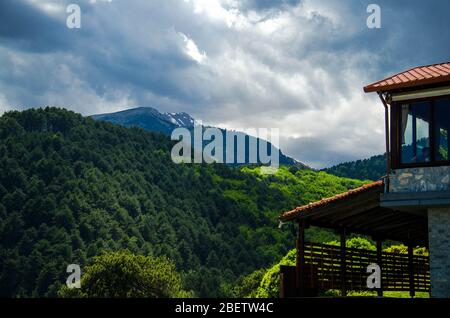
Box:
xmin=361 ymin=214 xmax=419 ymax=231
xmin=380 ymin=226 xmax=427 ymax=245
xmin=296 ymin=220 xmax=306 ymax=297
xmin=340 ymin=228 xmax=347 ymax=297
xmin=343 ymin=208 xmax=399 ymax=228
xmin=313 ymin=219 xmax=385 ymax=240
xmin=372 ymin=218 xmax=423 ymax=232
xmin=408 ymin=244 xmax=415 ymax=298
xmin=376 ymin=240 xmax=383 ymax=297
xmin=390 ymin=102 xmax=399 ymax=169
xmin=378 ymin=92 xmax=391 ymax=176
xmin=310 ymin=219 xmax=427 ymax=247
xmin=323 ymin=201 xmax=380 ymax=224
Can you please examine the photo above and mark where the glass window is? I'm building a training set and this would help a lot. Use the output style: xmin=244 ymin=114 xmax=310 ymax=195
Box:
xmin=434 ymin=98 xmax=450 ymax=161
xmin=401 ymin=101 xmax=430 ymax=164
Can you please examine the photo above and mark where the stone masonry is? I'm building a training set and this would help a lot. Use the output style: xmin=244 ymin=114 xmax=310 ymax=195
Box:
xmin=428 ymin=207 xmax=450 ymax=298
xmin=390 ymin=166 xmax=450 ymax=193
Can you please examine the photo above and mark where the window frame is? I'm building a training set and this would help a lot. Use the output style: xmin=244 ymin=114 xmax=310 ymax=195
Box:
xmin=392 ymin=94 xmax=450 ymax=169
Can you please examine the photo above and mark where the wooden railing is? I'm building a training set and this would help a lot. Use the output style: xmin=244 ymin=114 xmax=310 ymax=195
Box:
xmin=280 ymin=242 xmax=430 ymax=297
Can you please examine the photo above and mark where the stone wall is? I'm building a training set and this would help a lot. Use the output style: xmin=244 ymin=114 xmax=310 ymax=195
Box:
xmin=389 ymin=166 xmax=450 ymax=193
xmin=428 ymin=207 xmax=450 ymax=298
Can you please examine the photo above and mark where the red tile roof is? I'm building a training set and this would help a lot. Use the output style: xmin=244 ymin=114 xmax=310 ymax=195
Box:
xmin=279 ymin=181 xmax=383 ymax=222
xmin=364 ymin=62 xmax=450 ymax=93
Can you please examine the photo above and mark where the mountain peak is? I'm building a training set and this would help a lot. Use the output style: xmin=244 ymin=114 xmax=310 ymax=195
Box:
xmin=92 ymin=107 xmax=196 ymax=130
xmin=163 ymin=111 xmax=195 ymax=128
xmin=92 ymin=106 xmax=307 ymax=167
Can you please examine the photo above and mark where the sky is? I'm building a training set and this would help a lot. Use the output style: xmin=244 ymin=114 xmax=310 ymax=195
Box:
xmin=1 ymin=0 xmax=450 ymax=168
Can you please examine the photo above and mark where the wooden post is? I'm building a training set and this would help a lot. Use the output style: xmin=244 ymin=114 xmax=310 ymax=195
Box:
xmin=296 ymin=220 xmax=306 ymax=297
xmin=376 ymin=240 xmax=383 ymax=297
xmin=378 ymin=93 xmax=391 ymax=188
xmin=280 ymin=266 xmax=296 ymax=298
xmin=340 ymin=228 xmax=347 ymax=297
xmin=408 ymin=244 xmax=415 ymax=298
xmin=412 ymin=114 xmax=417 ymax=158
xmin=448 ymin=127 xmax=450 ymax=160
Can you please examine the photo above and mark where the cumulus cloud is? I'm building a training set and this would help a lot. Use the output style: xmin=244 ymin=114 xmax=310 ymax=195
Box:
xmin=0 ymin=0 xmax=449 ymax=167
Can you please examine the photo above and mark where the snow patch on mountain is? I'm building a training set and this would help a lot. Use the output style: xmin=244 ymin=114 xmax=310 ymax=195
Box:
xmin=164 ymin=112 xmax=195 ymax=128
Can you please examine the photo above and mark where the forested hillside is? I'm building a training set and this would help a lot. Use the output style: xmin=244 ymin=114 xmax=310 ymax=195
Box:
xmin=323 ymin=154 xmax=387 ymax=181
xmin=0 ymin=108 xmax=365 ymax=297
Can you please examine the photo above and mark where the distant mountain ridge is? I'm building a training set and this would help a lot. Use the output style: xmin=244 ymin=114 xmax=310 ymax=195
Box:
xmin=322 ymin=154 xmax=386 ymax=181
xmin=91 ymin=107 xmax=195 ymax=135
xmin=91 ymin=107 xmax=307 ymax=168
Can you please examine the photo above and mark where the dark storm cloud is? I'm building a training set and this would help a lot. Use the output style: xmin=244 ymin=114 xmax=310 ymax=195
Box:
xmin=0 ymin=0 xmax=205 ymax=113
xmin=0 ymin=0 xmax=82 ymax=53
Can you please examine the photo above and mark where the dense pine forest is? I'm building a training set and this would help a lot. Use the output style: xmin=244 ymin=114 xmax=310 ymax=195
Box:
xmin=323 ymin=154 xmax=387 ymax=181
xmin=0 ymin=107 xmax=365 ymax=297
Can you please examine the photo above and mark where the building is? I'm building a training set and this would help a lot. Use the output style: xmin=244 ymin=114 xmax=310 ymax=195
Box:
xmin=279 ymin=62 xmax=450 ymax=298
xmin=365 ymin=62 xmax=450 ymax=298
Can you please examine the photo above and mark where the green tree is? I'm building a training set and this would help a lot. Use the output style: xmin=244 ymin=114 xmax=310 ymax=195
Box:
xmin=229 ymin=268 xmax=266 ymax=298
xmin=58 ymin=250 xmax=192 ymax=298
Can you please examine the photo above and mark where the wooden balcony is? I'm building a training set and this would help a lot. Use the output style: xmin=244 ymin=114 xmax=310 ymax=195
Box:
xmin=279 ymin=181 xmax=431 ymax=298
xmin=280 ymin=242 xmax=430 ymax=298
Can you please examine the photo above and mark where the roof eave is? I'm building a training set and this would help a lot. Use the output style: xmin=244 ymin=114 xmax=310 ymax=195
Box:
xmin=278 ymin=181 xmax=384 ymax=223
xmin=364 ymin=76 xmax=450 ymax=94
xmin=278 ymin=214 xmax=298 ymax=223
